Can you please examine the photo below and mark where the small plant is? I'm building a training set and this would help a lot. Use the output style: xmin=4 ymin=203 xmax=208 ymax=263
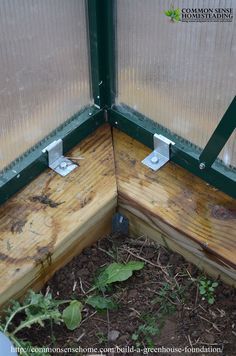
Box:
xmin=86 ymin=295 xmax=118 ymax=312
xmin=132 ymin=280 xmax=186 ymax=346
xmin=94 ymin=261 xmax=144 ymax=290
xmin=198 ymin=276 xmax=218 ymax=304
xmin=96 ymin=331 xmax=108 ymax=345
xmin=164 ymin=5 xmax=181 ymax=22
xmin=152 ymin=281 xmax=185 ymax=316
xmin=0 ymin=261 xmax=145 ymax=353
xmin=0 ymin=291 xmax=82 ymax=355
xmin=132 ymin=314 xmax=160 ymax=348
xmin=86 ymin=261 xmax=144 ymax=309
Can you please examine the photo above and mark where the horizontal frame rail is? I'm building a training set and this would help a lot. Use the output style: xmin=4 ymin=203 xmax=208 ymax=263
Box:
xmin=0 ymin=106 xmax=105 ymax=205
xmin=109 ymin=105 xmax=236 ymax=198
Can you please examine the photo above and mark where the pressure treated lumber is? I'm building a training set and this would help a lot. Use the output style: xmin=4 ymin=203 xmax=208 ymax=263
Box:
xmin=120 ymin=208 xmax=236 ymax=286
xmin=0 ymin=125 xmax=117 ymax=308
xmin=0 ymin=124 xmax=235 ymax=309
xmin=113 ymin=128 xmax=236 ymax=285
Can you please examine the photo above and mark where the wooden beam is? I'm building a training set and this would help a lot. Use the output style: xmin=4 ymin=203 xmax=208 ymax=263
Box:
xmin=113 ymin=128 xmax=236 ymax=285
xmin=120 ymin=208 xmax=236 ymax=287
xmin=0 ymin=124 xmax=235 ymax=309
xmin=0 ymin=124 xmax=117 ymax=308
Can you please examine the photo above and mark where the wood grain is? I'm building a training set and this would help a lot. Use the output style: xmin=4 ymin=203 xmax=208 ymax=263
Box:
xmin=0 ymin=124 xmax=117 ymax=307
xmin=120 ymin=208 xmax=236 ymax=287
xmin=0 ymin=124 xmax=235 ymax=308
xmin=113 ymin=128 xmax=236 ymax=281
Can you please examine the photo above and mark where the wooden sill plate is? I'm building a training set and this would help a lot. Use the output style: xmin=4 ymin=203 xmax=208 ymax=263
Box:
xmin=0 ymin=125 xmax=235 ymax=309
xmin=0 ymin=125 xmax=117 ymax=307
xmin=113 ymin=128 xmax=236 ymax=286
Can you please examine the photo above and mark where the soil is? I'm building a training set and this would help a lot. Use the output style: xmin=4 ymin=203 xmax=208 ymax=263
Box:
xmin=19 ymin=234 xmax=236 ymax=356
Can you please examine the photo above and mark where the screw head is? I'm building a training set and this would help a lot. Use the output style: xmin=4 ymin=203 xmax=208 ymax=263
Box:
xmin=151 ymin=156 xmax=159 ymax=164
xmin=60 ymin=161 xmax=68 ymax=169
xmin=199 ymin=162 xmax=206 ymax=170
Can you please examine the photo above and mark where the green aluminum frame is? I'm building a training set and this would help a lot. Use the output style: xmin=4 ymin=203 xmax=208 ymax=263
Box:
xmin=0 ymin=0 xmax=235 ymax=205
xmin=105 ymin=0 xmax=236 ymax=198
xmin=199 ymin=97 xmax=236 ymax=169
xmin=87 ymin=0 xmax=116 ymax=108
xmin=0 ymin=0 xmax=116 ymax=205
xmin=108 ymin=103 xmax=236 ymax=198
xmin=0 ymin=106 xmax=104 ymax=204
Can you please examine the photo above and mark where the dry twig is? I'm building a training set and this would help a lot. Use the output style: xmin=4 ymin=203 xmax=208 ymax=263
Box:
xmin=126 ymin=248 xmax=170 ymax=277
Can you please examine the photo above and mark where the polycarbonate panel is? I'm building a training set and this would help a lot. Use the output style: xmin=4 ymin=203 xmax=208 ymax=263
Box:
xmin=116 ymin=0 xmax=236 ymax=167
xmin=0 ymin=0 xmax=91 ymax=171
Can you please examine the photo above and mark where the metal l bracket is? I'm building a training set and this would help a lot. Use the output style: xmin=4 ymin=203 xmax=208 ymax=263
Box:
xmin=142 ymin=134 xmax=175 ymax=171
xmin=42 ymin=139 xmax=77 ymax=176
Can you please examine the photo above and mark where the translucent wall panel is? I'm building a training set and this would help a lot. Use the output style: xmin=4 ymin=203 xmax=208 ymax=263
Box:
xmin=0 ymin=0 xmax=91 ymax=171
xmin=116 ymin=0 xmax=236 ymax=167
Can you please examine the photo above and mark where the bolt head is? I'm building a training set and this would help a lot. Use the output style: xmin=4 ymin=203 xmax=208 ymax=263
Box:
xmin=60 ymin=161 xmax=68 ymax=169
xmin=151 ymin=156 xmax=159 ymax=164
xmin=199 ymin=162 xmax=206 ymax=170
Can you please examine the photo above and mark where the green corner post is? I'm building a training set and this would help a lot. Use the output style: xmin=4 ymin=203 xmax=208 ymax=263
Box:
xmin=87 ymin=0 xmax=116 ymax=109
xmin=199 ymin=97 xmax=236 ymax=169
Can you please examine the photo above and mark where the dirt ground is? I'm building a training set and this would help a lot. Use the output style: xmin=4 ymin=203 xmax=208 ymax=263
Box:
xmin=20 ymin=234 xmax=236 ymax=356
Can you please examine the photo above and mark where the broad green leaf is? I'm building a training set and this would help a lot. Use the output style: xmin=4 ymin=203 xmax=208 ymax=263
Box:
xmin=212 ymin=282 xmax=218 ymax=287
xmin=208 ymin=297 xmax=215 ymax=305
xmin=86 ymin=295 xmax=117 ymax=311
xmin=95 ymin=261 xmax=144 ymax=288
xmin=62 ymin=301 xmax=82 ymax=330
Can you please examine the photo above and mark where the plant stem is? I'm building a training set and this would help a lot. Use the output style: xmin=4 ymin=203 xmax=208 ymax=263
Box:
xmin=9 ymin=335 xmax=31 ymax=356
xmin=4 ymin=303 xmax=32 ymax=333
xmin=84 ymin=286 xmax=96 ymax=295
xmin=55 ymin=300 xmax=72 ymax=306
xmin=4 ymin=299 xmax=70 ymax=334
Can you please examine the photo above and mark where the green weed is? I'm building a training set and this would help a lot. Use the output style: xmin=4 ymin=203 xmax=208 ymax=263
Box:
xmin=198 ymin=276 xmax=218 ymax=304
